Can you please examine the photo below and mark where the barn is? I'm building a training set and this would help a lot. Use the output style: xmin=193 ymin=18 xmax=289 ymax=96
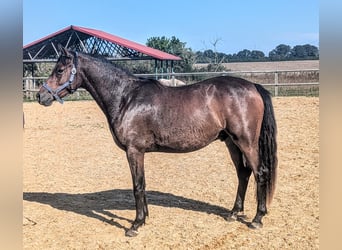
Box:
xmin=23 ymin=25 xmax=181 ymax=76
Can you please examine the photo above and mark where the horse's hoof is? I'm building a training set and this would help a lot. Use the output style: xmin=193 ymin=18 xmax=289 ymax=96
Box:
xmin=125 ymin=228 xmax=139 ymax=237
xmin=226 ymin=214 xmax=238 ymax=222
xmin=248 ymin=221 xmax=263 ymax=229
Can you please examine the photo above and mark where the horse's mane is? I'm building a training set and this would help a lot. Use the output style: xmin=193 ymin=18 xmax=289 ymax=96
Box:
xmin=80 ymin=52 xmax=136 ymax=78
xmin=79 ymin=52 xmax=165 ymax=89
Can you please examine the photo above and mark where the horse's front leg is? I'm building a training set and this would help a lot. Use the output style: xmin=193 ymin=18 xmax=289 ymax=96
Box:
xmin=125 ymin=147 xmax=148 ymax=237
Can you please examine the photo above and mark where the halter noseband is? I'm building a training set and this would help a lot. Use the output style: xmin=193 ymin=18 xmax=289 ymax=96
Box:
xmin=42 ymin=51 xmax=78 ymax=104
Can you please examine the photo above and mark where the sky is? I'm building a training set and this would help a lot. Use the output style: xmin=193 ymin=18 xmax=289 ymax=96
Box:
xmin=23 ymin=0 xmax=319 ymax=55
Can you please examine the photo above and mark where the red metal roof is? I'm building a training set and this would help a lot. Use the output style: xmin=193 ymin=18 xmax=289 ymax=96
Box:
xmin=23 ymin=26 xmax=72 ymax=49
xmin=24 ymin=25 xmax=181 ymax=61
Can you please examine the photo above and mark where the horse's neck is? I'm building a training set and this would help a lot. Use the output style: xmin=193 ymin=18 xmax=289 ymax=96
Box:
xmin=80 ymin=56 xmax=138 ymax=118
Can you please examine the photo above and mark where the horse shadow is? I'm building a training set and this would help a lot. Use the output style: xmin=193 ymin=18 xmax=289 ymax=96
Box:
xmin=23 ymin=189 xmax=239 ymax=232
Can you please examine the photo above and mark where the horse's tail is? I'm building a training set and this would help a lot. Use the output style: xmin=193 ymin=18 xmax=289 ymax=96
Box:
xmin=254 ymin=84 xmax=278 ymax=205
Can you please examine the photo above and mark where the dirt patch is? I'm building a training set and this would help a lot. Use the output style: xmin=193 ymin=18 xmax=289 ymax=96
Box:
xmin=23 ymin=97 xmax=319 ymax=249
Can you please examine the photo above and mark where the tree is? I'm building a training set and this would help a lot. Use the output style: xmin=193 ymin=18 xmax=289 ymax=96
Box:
xmin=269 ymin=44 xmax=291 ymax=61
xmin=236 ymin=49 xmax=252 ymax=61
xmin=304 ymin=44 xmax=319 ymax=58
xmin=146 ymin=36 xmax=170 ymax=52
xmin=146 ymin=36 xmax=196 ymax=72
xmin=290 ymin=44 xmax=319 ymax=59
xmin=197 ymin=38 xmax=228 ymax=71
xmin=203 ymin=49 xmax=215 ymax=60
xmin=250 ymin=50 xmax=266 ymax=61
xmin=290 ymin=45 xmax=306 ymax=59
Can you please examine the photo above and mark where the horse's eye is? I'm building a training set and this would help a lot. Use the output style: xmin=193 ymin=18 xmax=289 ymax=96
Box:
xmin=57 ymin=68 xmax=64 ymax=75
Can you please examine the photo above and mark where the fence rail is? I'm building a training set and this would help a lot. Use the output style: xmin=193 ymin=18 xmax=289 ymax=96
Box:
xmin=23 ymin=69 xmax=319 ymax=101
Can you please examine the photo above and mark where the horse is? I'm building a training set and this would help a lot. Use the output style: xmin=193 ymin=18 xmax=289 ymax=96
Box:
xmin=158 ymin=78 xmax=186 ymax=87
xmin=36 ymin=46 xmax=277 ymax=237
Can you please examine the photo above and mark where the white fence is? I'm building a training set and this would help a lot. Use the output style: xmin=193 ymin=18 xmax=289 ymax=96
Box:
xmin=23 ymin=69 xmax=319 ymax=101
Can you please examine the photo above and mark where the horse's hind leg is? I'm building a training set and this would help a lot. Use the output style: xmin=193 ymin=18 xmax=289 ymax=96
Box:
xmin=236 ymin=141 xmax=267 ymax=229
xmin=225 ymin=137 xmax=252 ymax=221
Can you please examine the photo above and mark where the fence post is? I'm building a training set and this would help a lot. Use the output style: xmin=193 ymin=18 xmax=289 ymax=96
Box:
xmin=30 ymin=78 xmax=34 ymax=100
xmin=24 ymin=79 xmax=28 ymax=100
xmin=25 ymin=78 xmax=32 ymax=100
xmin=274 ymin=72 xmax=279 ymax=96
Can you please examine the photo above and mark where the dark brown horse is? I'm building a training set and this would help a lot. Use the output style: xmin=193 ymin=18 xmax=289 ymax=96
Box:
xmin=36 ymin=46 xmax=277 ymax=237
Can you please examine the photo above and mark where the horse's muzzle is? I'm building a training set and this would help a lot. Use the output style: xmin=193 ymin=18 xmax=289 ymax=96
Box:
xmin=36 ymin=91 xmax=54 ymax=106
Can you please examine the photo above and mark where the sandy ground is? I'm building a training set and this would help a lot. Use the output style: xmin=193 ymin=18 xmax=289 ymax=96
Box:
xmin=23 ymin=97 xmax=319 ymax=249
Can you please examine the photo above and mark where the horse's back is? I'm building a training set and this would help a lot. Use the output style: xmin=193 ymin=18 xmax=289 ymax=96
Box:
xmin=199 ymin=75 xmax=257 ymax=91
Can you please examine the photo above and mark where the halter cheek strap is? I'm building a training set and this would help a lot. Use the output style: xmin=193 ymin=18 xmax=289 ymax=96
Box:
xmin=42 ymin=51 xmax=78 ymax=104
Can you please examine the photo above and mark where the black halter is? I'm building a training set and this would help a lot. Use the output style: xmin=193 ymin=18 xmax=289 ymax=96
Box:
xmin=42 ymin=51 xmax=78 ymax=104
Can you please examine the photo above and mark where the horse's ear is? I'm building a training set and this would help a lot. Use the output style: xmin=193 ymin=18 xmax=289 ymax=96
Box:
xmin=58 ymin=44 xmax=69 ymax=56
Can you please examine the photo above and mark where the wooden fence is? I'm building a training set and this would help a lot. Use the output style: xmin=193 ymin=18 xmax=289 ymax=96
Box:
xmin=23 ymin=69 xmax=319 ymax=101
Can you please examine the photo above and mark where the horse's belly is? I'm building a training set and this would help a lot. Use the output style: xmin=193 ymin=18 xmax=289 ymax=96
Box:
xmin=153 ymin=126 xmax=219 ymax=153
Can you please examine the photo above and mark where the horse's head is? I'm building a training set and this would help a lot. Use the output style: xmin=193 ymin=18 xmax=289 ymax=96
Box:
xmin=37 ymin=45 xmax=82 ymax=106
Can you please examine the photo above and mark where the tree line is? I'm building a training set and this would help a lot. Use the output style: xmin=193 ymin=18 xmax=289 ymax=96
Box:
xmin=146 ymin=36 xmax=319 ymax=72
xmin=195 ymin=44 xmax=319 ymax=63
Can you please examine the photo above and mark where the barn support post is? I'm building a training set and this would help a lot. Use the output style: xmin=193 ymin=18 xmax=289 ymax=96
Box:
xmin=166 ymin=60 xmax=169 ymax=79
xmin=154 ymin=60 xmax=158 ymax=80
xmin=31 ymin=63 xmax=34 ymax=77
xmin=160 ymin=60 xmax=164 ymax=77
